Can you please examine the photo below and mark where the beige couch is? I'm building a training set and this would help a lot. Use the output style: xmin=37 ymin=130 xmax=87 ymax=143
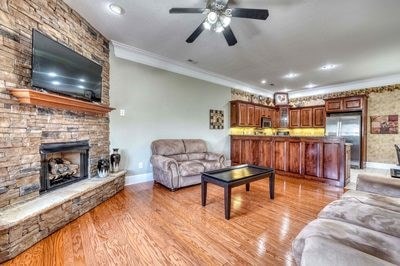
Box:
xmin=150 ymin=139 xmax=225 ymax=191
xmin=292 ymin=174 xmax=400 ymax=266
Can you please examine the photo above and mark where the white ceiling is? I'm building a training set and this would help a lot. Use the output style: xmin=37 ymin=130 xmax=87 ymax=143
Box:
xmin=65 ymin=0 xmax=400 ymax=96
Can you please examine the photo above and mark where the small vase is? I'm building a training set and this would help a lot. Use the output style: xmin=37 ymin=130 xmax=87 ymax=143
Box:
xmin=110 ymin=148 xmax=121 ymax=173
xmin=97 ymin=158 xmax=110 ymax=178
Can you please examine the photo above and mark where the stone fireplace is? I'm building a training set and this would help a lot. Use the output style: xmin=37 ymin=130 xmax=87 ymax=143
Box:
xmin=40 ymin=141 xmax=90 ymax=193
xmin=0 ymin=0 xmax=126 ymax=263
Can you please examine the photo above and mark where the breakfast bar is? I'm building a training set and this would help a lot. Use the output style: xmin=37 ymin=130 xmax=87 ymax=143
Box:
xmin=231 ymin=135 xmax=351 ymax=187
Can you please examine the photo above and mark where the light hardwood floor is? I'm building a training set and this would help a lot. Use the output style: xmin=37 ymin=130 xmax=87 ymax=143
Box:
xmin=5 ymin=176 xmax=344 ymax=265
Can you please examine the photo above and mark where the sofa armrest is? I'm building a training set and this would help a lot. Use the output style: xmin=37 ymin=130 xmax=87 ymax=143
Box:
xmin=150 ymin=155 xmax=178 ymax=171
xmin=356 ymin=174 xmax=400 ymax=198
xmin=205 ymin=152 xmax=225 ymax=165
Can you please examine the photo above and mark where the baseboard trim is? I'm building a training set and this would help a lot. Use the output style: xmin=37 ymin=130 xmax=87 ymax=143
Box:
xmin=366 ymin=162 xmax=398 ymax=169
xmin=125 ymin=172 xmax=154 ymax=186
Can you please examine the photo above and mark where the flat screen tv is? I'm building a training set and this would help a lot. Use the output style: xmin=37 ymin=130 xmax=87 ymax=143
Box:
xmin=31 ymin=30 xmax=102 ymax=102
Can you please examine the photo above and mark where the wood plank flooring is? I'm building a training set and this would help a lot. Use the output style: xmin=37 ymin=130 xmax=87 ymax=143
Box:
xmin=4 ymin=175 xmax=344 ymax=266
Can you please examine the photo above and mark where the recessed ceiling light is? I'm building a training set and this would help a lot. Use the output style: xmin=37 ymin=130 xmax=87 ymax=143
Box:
xmin=52 ymin=81 xmax=61 ymax=85
xmin=109 ymin=3 xmax=125 ymax=15
xmin=79 ymin=78 xmax=86 ymax=82
xmin=283 ymin=73 xmax=299 ymax=79
xmin=261 ymin=79 xmax=267 ymax=84
xmin=282 ymin=88 xmax=291 ymax=92
xmin=78 ymin=85 xmax=85 ymax=89
xmin=304 ymin=83 xmax=317 ymax=89
xmin=320 ymin=64 xmax=338 ymax=71
xmin=48 ymin=72 xmax=57 ymax=77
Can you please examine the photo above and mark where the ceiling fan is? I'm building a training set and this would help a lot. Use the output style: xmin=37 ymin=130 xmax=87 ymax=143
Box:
xmin=169 ymin=0 xmax=269 ymax=46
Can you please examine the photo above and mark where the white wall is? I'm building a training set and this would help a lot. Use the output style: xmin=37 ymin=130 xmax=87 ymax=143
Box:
xmin=109 ymin=50 xmax=231 ymax=178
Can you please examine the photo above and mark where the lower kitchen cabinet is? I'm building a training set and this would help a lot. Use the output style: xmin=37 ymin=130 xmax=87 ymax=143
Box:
xmin=230 ymin=135 xmax=348 ymax=187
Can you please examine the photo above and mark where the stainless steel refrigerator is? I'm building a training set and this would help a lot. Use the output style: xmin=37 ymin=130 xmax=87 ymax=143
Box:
xmin=325 ymin=112 xmax=362 ymax=168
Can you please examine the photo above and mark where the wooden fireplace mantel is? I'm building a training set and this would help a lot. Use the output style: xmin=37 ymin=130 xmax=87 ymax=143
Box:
xmin=7 ymin=88 xmax=115 ymax=115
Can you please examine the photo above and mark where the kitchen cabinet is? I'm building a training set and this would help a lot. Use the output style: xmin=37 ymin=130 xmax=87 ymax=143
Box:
xmin=230 ymin=135 xmax=348 ymax=187
xmin=261 ymin=107 xmax=273 ymax=119
xmin=304 ymin=142 xmax=322 ymax=177
xmin=323 ymin=143 xmax=341 ymax=180
xmin=254 ymin=106 xmax=262 ymax=127
xmin=300 ymin=108 xmax=313 ymax=127
xmin=289 ymin=109 xmax=300 ymax=128
xmin=247 ymin=104 xmax=255 ymax=126
xmin=288 ymin=140 xmax=302 ymax=174
xmin=273 ymin=109 xmax=280 ymax=128
xmin=231 ymin=101 xmax=275 ymax=127
xmin=231 ymin=138 xmax=242 ymax=165
xmin=274 ymin=140 xmax=287 ymax=171
xmin=259 ymin=139 xmax=273 ymax=167
xmin=230 ymin=101 xmax=248 ymax=127
xmin=325 ymin=96 xmax=365 ymax=113
xmin=278 ymin=107 xmax=290 ymax=128
xmin=313 ymin=107 xmax=325 ymax=127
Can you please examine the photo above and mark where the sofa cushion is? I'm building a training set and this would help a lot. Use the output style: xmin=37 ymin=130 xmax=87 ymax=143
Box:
xmin=318 ymin=198 xmax=400 ymax=238
xmin=183 ymin=139 xmax=207 ymax=153
xmin=151 ymin=139 xmax=185 ymax=156
xmin=342 ymin=190 xmax=400 ymax=213
xmin=178 ymin=161 xmax=205 ymax=177
xmin=195 ymin=159 xmax=221 ymax=171
xmin=301 ymin=236 xmax=395 ymax=266
xmin=292 ymin=219 xmax=400 ymax=265
xmin=187 ymin=153 xmax=206 ymax=160
xmin=167 ymin=154 xmax=189 ymax=162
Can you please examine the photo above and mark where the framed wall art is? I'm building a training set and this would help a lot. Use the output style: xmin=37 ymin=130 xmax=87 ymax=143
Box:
xmin=370 ymin=115 xmax=398 ymax=134
xmin=210 ymin=110 xmax=224 ymax=129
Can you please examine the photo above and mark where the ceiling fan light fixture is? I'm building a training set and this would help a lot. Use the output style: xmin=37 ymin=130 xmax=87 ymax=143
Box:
xmin=215 ymin=22 xmax=224 ymax=33
xmin=207 ymin=11 xmax=218 ymax=24
xmin=221 ymin=15 xmax=231 ymax=27
xmin=203 ymin=21 xmax=212 ymax=30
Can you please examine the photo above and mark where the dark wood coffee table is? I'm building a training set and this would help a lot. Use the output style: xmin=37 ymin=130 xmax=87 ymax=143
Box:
xmin=201 ymin=164 xmax=275 ymax=220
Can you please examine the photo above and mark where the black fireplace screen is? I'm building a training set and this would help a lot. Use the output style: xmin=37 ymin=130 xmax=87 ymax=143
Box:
xmin=40 ymin=140 xmax=89 ymax=193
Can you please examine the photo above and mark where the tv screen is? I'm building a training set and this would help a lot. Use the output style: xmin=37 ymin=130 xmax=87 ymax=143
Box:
xmin=31 ymin=30 xmax=102 ymax=102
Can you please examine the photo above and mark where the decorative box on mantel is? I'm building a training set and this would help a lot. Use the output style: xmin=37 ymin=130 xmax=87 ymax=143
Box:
xmin=7 ymin=88 xmax=115 ymax=115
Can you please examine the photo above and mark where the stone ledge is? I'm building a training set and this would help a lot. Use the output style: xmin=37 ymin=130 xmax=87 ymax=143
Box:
xmin=0 ymin=170 xmax=126 ymax=230
xmin=0 ymin=171 xmax=126 ymax=263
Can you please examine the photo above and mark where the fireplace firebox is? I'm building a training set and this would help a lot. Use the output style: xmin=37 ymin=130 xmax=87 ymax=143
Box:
xmin=40 ymin=140 xmax=89 ymax=193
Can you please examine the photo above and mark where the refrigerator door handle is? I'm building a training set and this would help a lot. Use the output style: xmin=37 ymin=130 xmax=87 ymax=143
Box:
xmin=336 ymin=121 xmax=340 ymax=136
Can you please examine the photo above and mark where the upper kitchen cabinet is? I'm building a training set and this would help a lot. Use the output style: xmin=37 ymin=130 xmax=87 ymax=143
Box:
xmin=254 ymin=106 xmax=262 ymax=127
xmin=230 ymin=101 xmax=248 ymax=126
xmin=278 ymin=107 xmax=290 ymax=128
xmin=300 ymin=108 xmax=313 ymax=127
xmin=231 ymin=101 xmax=275 ymax=127
xmin=312 ymin=106 xmax=326 ymax=127
xmin=325 ymin=96 xmax=365 ymax=113
xmin=289 ymin=109 xmax=300 ymax=128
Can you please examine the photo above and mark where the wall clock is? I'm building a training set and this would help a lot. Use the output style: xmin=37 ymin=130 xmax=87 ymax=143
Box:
xmin=274 ymin=92 xmax=289 ymax=106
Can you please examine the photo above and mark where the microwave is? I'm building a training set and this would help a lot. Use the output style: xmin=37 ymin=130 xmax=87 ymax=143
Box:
xmin=261 ymin=117 xmax=272 ymax=128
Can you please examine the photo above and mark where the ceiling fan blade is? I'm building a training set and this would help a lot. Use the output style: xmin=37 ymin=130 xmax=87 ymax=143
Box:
xmin=186 ymin=22 xmax=205 ymax=43
xmin=223 ymin=26 xmax=237 ymax=46
xmin=230 ymin=8 xmax=269 ymax=20
xmin=169 ymin=8 xmax=205 ymax=14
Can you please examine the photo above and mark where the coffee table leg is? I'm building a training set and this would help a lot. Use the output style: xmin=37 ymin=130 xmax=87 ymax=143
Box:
xmin=269 ymin=172 xmax=275 ymax=199
xmin=224 ymin=186 xmax=231 ymax=220
xmin=201 ymin=179 xmax=207 ymax=206
xmin=246 ymin=183 xmax=250 ymax=191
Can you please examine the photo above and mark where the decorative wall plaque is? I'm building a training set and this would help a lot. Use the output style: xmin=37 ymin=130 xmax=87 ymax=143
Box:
xmin=210 ymin=109 xmax=224 ymax=129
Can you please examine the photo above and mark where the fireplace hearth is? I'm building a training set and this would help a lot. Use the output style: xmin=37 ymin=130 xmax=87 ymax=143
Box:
xmin=40 ymin=141 xmax=90 ymax=193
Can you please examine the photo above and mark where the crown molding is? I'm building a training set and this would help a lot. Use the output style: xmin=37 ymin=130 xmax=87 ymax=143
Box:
xmin=289 ymin=74 xmax=400 ymax=98
xmin=111 ymin=40 xmax=274 ymax=97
